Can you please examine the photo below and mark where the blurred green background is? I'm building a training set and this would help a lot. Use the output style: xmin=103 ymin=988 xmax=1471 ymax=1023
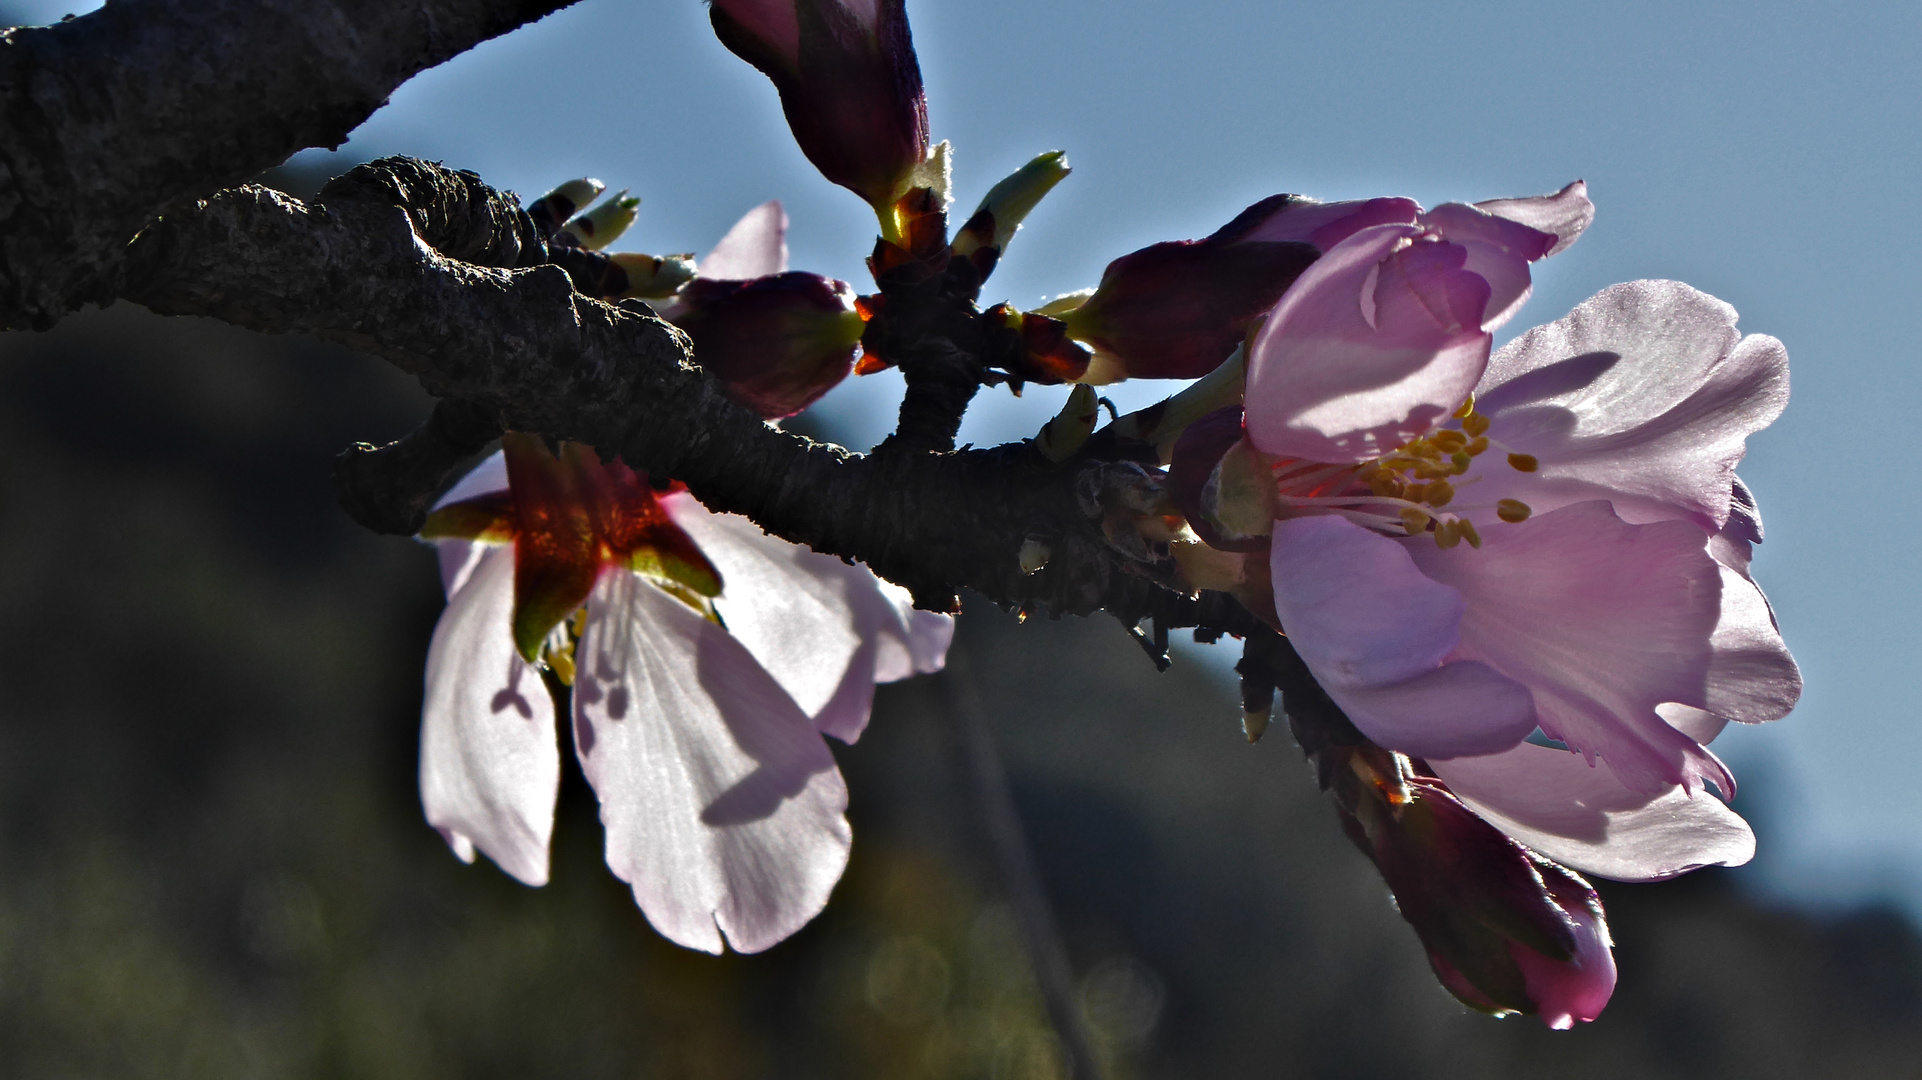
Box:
xmin=0 ymin=235 xmax=1918 ymax=1075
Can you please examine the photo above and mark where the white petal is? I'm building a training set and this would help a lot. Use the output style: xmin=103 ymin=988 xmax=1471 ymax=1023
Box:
xmin=698 ymin=200 xmax=789 ymax=280
xmin=419 ymin=544 xmax=559 ymax=886
xmin=1432 ymin=742 xmax=1755 ymax=882
xmin=436 ymin=538 xmax=489 ymax=598
xmin=572 ymin=571 xmax=851 ymax=954
xmin=665 ymin=493 xmax=950 ymax=742
xmin=432 ymin=449 xmax=509 ymax=510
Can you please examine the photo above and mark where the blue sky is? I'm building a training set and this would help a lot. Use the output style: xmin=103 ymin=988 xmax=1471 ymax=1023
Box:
xmin=14 ymin=0 xmax=1922 ymax=914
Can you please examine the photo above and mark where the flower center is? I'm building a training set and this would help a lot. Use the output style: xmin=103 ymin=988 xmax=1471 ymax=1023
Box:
xmin=1270 ymin=395 xmax=1539 ymax=549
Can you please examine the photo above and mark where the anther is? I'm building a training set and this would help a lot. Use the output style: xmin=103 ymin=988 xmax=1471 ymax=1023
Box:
xmin=1424 ymin=480 xmax=1455 ymax=507
xmin=1462 ymin=412 xmax=1492 ymax=438
xmin=1450 ymin=451 xmax=1472 ymax=474
xmin=1496 ymin=498 xmax=1532 ymax=523
xmin=1431 ymin=430 xmax=1468 ymax=453
xmin=1453 ymin=395 xmax=1476 ymax=420
xmin=1507 ymin=452 xmax=1539 ymax=473
xmin=1400 ymin=507 xmax=1432 ymax=536
xmin=1459 ymin=519 xmax=1483 ymax=549
xmin=1465 ymin=436 xmax=1490 ymax=456
xmin=1435 ymin=519 xmax=1463 ymax=548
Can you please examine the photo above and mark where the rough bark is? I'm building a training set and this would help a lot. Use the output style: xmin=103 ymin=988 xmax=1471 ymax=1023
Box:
xmin=120 ymin=163 xmax=1184 ymax=621
xmin=0 ymin=0 xmax=577 ymax=330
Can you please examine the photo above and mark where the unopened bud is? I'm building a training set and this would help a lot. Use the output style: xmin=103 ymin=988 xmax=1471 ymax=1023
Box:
xmin=1060 ymin=195 xmax=1324 ymax=381
xmin=526 ymin=178 xmax=606 ymax=237
xmin=1035 ymin=383 xmax=1100 ymax=463
xmin=562 ymin=191 xmax=640 ymax=250
xmin=953 ymin=150 xmax=1072 ymax=267
xmin=710 ymin=0 xmax=929 ymax=211
xmin=669 ymin=273 xmax=868 ymax=418
xmin=1333 ymin=749 xmax=1616 ymax=1028
xmin=609 ymin=252 xmax=699 ymax=300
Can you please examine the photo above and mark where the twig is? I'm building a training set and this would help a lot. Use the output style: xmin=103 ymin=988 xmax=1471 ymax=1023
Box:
xmin=940 ymin=648 xmax=1108 ymax=1080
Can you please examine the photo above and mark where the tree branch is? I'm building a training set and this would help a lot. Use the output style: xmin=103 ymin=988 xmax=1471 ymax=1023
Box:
xmin=118 ymin=161 xmax=1190 ymax=622
xmin=0 ymin=0 xmax=578 ymax=330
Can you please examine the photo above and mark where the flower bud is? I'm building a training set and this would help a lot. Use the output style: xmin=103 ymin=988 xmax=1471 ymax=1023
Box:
xmin=668 ymin=272 xmax=868 ymax=418
xmin=609 ymin=252 xmax=699 ymax=300
xmin=710 ymin=0 xmax=929 ymax=210
xmin=1333 ymin=748 xmax=1617 ymax=1028
xmin=952 ymin=150 xmax=1071 ymax=280
xmin=525 ymin=177 xmax=606 ymax=238
xmin=1060 ymin=195 xmax=1322 ymax=382
xmin=560 ymin=191 xmax=640 ymax=251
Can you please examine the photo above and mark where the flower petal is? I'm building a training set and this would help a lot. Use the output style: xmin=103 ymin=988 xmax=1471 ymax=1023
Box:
xmin=1270 ymin=515 xmax=1536 ymax=757
xmin=432 ymin=450 xmax=510 ymax=510
xmin=1235 ymin=195 xmax=1421 ymax=249
xmin=572 ymin=571 xmax=851 ymax=954
xmin=698 ymin=200 xmax=790 ymax=280
xmin=1419 ymin=202 xmax=1556 ymax=331
xmin=664 ymin=494 xmax=952 ymax=742
xmin=1474 ymin=180 xmax=1595 ymax=257
xmin=1408 ymin=501 xmax=1729 ymax=795
xmin=1703 ymin=562 xmax=1801 ymax=725
xmin=419 ymin=544 xmax=559 ymax=886
xmin=1246 ymin=225 xmax=1491 ymax=463
xmin=1474 ymin=281 xmax=1789 ymax=530
xmin=1431 ymin=741 xmax=1755 ymax=882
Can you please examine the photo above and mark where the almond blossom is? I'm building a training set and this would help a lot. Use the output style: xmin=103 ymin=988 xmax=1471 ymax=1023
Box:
xmin=418 ymin=437 xmax=950 ymax=953
xmin=1232 ymin=227 xmax=1798 ymax=883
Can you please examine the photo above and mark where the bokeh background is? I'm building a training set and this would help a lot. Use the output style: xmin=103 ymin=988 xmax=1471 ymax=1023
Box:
xmin=1 ymin=0 xmax=1919 ymax=1076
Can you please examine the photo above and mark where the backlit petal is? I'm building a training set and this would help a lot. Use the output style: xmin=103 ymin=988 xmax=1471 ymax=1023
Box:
xmin=1409 ymin=501 xmax=1729 ymax=795
xmin=1270 ymin=516 xmax=1536 ymax=757
xmin=1432 ymin=741 xmax=1755 ymax=882
xmin=1474 ymin=181 xmax=1595 ymax=257
xmin=1246 ymin=225 xmax=1490 ymax=463
xmin=572 ymin=571 xmax=851 ymax=954
xmin=419 ymin=544 xmax=559 ymax=886
xmin=698 ymin=200 xmax=790 ymax=280
xmin=1474 ymin=281 xmax=1789 ymax=530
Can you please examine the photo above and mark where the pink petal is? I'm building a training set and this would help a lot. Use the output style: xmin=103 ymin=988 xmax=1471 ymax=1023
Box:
xmin=1235 ymin=196 xmax=1421 ymax=250
xmin=1432 ymin=740 xmax=1755 ymax=882
xmin=1474 ymin=281 xmax=1790 ymax=530
xmin=1245 ymin=225 xmax=1491 ymax=463
xmin=419 ymin=544 xmax=559 ymax=886
xmin=1702 ymin=562 xmax=1801 ymax=725
xmin=1420 ymin=202 xmax=1557 ymax=331
xmin=698 ymin=200 xmax=790 ymax=281
xmin=1474 ymin=181 xmax=1595 ymax=257
xmin=1270 ymin=516 xmax=1536 ymax=757
xmin=1515 ymin=862 xmax=1617 ymax=1028
xmin=572 ymin=571 xmax=851 ymax=954
xmin=1409 ymin=501 xmax=1729 ymax=795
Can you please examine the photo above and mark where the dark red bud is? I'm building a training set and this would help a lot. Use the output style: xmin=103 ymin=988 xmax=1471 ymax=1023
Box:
xmin=1065 ymin=197 xmax=1322 ymax=380
xmin=670 ymin=272 xmax=867 ymax=419
xmin=711 ymin=0 xmax=929 ymax=209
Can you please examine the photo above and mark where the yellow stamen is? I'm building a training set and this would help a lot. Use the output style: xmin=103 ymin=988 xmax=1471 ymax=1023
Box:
xmin=1435 ymin=519 xmax=1462 ymax=548
xmin=1465 ymin=436 xmax=1490 ymax=456
xmin=1507 ymin=452 xmax=1539 ymax=473
xmin=1424 ymin=480 xmax=1455 ymax=508
xmin=1462 ymin=412 xmax=1492 ymax=438
xmin=1496 ymin=498 xmax=1532 ymax=523
xmin=1459 ymin=519 xmax=1483 ymax=549
xmin=1453 ymin=394 xmax=1476 ymax=420
xmin=1431 ymin=430 xmax=1468 ymax=453
xmin=1400 ymin=507 xmax=1432 ymax=536
xmin=1450 ymin=451 xmax=1472 ymax=474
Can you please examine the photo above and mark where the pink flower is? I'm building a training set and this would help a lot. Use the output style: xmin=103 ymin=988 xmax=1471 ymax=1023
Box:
xmin=416 ymin=435 xmax=951 ymax=953
xmin=1236 ymin=253 xmax=1797 ymax=883
xmin=708 ymin=0 xmax=929 ymax=209
xmin=1061 ymin=182 xmax=1590 ymax=382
